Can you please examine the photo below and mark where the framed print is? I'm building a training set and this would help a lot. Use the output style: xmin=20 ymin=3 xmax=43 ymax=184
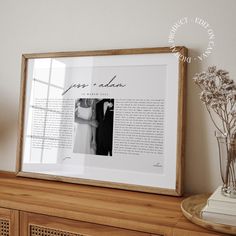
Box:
xmin=16 ymin=47 xmax=187 ymax=196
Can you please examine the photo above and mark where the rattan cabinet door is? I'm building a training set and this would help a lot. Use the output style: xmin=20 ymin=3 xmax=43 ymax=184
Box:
xmin=29 ymin=224 xmax=83 ymax=236
xmin=20 ymin=212 xmax=161 ymax=236
xmin=0 ymin=207 xmax=19 ymax=236
xmin=0 ymin=218 xmax=9 ymax=236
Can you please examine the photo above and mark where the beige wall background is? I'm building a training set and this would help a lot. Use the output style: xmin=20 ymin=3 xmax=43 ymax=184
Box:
xmin=0 ymin=0 xmax=235 ymax=194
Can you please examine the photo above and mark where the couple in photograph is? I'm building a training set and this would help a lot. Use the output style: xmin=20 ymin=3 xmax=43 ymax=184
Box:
xmin=73 ymin=98 xmax=114 ymax=156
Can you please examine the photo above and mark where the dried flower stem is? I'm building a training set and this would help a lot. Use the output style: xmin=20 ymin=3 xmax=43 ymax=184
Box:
xmin=206 ymin=106 xmax=225 ymax=135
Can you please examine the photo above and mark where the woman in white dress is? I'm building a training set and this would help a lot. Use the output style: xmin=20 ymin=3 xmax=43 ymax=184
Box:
xmin=73 ymin=99 xmax=98 ymax=154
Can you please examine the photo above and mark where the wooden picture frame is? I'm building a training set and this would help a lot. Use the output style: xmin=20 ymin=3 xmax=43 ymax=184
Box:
xmin=16 ymin=47 xmax=187 ymax=196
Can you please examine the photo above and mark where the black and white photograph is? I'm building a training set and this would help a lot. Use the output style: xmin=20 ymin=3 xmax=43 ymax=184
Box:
xmin=73 ymin=98 xmax=114 ymax=156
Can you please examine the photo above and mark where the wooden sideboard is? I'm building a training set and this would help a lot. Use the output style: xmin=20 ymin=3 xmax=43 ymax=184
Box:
xmin=0 ymin=172 xmax=226 ymax=235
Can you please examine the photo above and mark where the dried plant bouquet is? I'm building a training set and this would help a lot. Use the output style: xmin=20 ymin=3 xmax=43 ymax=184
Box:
xmin=193 ymin=66 xmax=236 ymax=197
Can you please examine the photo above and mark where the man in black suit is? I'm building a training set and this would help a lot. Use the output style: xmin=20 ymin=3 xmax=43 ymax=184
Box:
xmin=95 ymin=99 xmax=114 ymax=156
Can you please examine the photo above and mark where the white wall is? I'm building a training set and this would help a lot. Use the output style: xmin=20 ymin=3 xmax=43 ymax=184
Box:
xmin=0 ymin=0 xmax=235 ymax=194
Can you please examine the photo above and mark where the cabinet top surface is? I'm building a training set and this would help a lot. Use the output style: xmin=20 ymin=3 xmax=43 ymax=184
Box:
xmin=0 ymin=172 xmax=219 ymax=235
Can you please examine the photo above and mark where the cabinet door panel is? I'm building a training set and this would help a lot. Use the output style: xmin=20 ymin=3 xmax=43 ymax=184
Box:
xmin=20 ymin=212 xmax=161 ymax=236
xmin=0 ymin=207 xmax=19 ymax=236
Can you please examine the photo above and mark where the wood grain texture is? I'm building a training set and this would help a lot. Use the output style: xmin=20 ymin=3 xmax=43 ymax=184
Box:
xmin=181 ymin=194 xmax=235 ymax=235
xmin=0 ymin=173 xmax=224 ymax=235
xmin=16 ymin=46 xmax=187 ymax=196
xmin=22 ymin=47 xmax=186 ymax=59
xmin=0 ymin=175 xmax=174 ymax=235
xmin=16 ymin=55 xmax=27 ymax=174
xmin=173 ymin=228 xmax=224 ymax=236
xmin=174 ymin=216 xmax=226 ymax=236
xmin=20 ymin=212 xmax=159 ymax=236
xmin=0 ymin=207 xmax=19 ymax=236
xmin=175 ymin=47 xmax=188 ymax=196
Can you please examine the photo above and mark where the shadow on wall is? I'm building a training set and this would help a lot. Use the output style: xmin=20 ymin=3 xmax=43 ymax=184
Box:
xmin=184 ymin=48 xmax=220 ymax=194
xmin=0 ymin=103 xmax=17 ymax=139
xmin=0 ymin=101 xmax=18 ymax=170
